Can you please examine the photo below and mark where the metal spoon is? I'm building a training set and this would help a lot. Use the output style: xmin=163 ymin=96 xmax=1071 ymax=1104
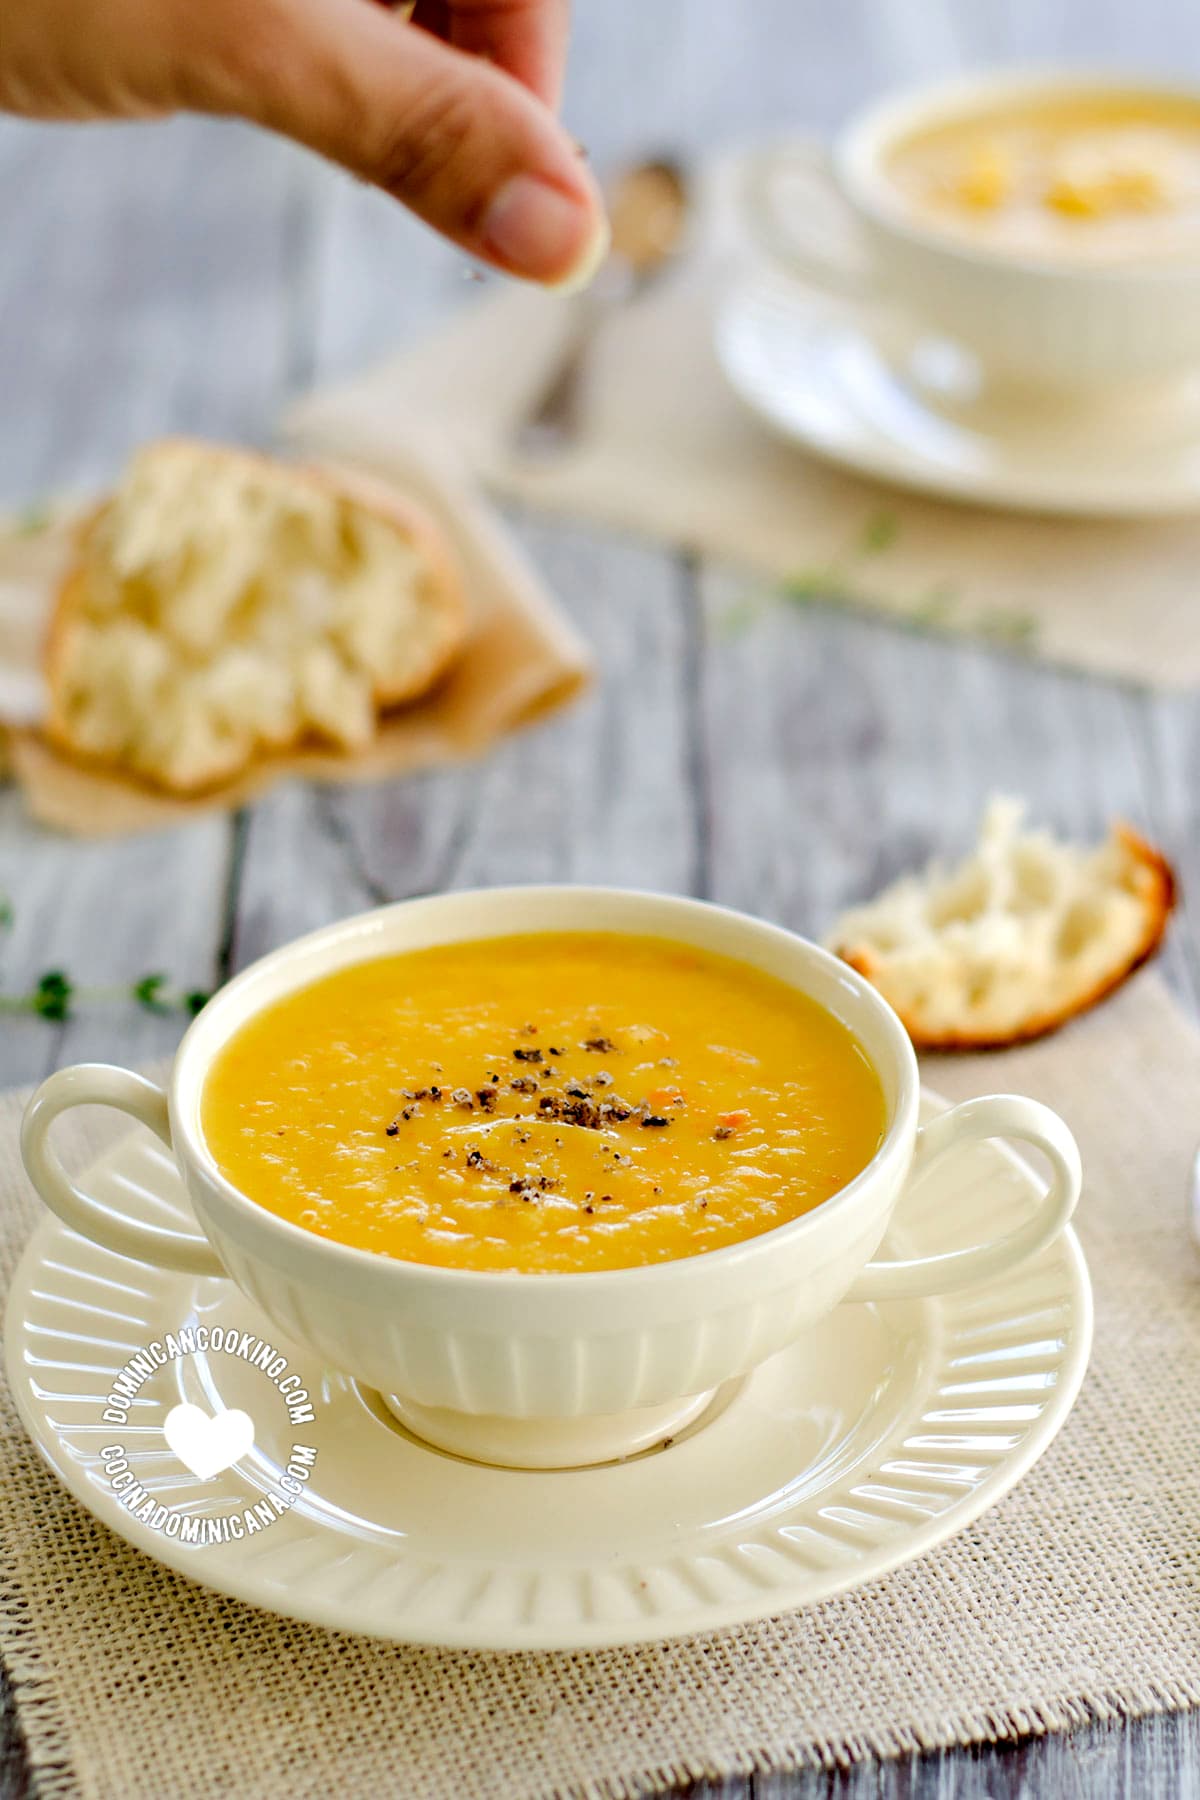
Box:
xmin=513 ymin=155 xmax=691 ymax=458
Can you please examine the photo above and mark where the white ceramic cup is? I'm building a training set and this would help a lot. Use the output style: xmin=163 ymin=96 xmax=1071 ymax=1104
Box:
xmin=746 ymin=71 xmax=1200 ymax=392
xmin=20 ymin=888 xmax=1081 ymax=1469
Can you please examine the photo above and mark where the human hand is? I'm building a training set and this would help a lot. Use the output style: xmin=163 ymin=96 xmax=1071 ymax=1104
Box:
xmin=2 ymin=0 xmax=608 ymax=287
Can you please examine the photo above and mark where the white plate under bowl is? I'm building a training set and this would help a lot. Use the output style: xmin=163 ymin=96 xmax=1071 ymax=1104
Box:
xmin=715 ymin=276 xmax=1200 ymax=518
xmin=6 ymin=1092 xmax=1091 ymax=1651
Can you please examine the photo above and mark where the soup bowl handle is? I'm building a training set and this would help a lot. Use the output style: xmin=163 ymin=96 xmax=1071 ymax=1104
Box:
xmin=845 ymin=1094 xmax=1081 ymax=1303
xmin=21 ymin=1064 xmax=225 ymax=1277
xmin=743 ymin=139 xmax=877 ymax=302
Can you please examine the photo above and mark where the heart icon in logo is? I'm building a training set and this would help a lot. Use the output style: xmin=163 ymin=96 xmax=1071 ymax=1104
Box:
xmin=163 ymin=1402 xmax=255 ymax=1481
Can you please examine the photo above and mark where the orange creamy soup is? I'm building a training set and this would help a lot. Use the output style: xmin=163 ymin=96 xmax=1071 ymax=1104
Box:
xmin=200 ymin=933 xmax=887 ymax=1274
xmin=887 ymin=92 xmax=1200 ymax=262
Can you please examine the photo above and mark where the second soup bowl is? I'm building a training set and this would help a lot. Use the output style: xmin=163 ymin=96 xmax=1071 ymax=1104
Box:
xmin=20 ymin=888 xmax=1081 ymax=1468
xmin=747 ymin=70 xmax=1200 ymax=391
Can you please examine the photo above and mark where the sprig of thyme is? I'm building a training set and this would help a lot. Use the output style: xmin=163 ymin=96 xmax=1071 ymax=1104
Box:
xmin=722 ymin=504 xmax=1042 ymax=655
xmin=0 ymin=901 xmax=209 ymax=1023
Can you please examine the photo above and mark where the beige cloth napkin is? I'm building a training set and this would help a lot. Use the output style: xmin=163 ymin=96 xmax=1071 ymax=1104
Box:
xmin=3 ymin=971 xmax=1200 ymax=1798
xmin=289 ymin=153 xmax=1200 ymax=691
xmin=0 ymin=443 xmax=592 ymax=837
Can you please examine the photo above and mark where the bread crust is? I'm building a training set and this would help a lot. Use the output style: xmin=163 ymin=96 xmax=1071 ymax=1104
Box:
xmin=43 ymin=439 xmax=469 ymax=793
xmin=832 ymin=820 xmax=1176 ymax=1051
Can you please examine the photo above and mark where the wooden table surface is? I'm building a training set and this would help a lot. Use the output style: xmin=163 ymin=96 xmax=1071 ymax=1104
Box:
xmin=3 ymin=2 xmax=1200 ymax=1794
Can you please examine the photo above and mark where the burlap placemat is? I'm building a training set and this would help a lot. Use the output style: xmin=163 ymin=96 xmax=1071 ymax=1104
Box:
xmin=288 ymin=152 xmax=1200 ymax=690
xmin=3 ymin=970 xmax=1200 ymax=1799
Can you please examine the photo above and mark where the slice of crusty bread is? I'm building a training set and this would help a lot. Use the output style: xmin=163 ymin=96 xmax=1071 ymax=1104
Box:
xmin=826 ymin=797 xmax=1176 ymax=1049
xmin=44 ymin=439 xmax=468 ymax=794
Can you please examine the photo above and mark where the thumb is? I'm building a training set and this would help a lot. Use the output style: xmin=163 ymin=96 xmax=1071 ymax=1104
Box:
xmin=207 ymin=0 xmax=608 ymax=287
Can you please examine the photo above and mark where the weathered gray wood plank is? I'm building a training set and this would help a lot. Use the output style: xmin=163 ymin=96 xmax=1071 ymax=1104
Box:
xmin=0 ymin=116 xmax=302 ymax=505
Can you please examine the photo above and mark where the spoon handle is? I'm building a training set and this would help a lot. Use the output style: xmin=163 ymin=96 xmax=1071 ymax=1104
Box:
xmin=512 ymin=276 xmax=626 ymax=458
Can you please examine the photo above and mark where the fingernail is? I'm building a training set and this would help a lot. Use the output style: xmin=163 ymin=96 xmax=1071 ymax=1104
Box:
xmin=482 ymin=174 xmax=608 ymax=289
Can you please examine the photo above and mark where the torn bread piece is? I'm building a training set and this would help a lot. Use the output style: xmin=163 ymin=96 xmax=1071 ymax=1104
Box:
xmin=45 ymin=439 xmax=468 ymax=794
xmin=826 ymin=797 xmax=1176 ymax=1049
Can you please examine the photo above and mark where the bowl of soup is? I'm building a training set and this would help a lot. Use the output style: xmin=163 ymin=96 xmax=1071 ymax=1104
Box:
xmin=746 ymin=71 xmax=1200 ymax=390
xmin=20 ymin=888 xmax=1080 ymax=1468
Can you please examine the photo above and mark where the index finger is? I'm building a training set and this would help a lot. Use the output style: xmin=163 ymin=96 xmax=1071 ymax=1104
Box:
xmin=446 ymin=0 xmax=570 ymax=110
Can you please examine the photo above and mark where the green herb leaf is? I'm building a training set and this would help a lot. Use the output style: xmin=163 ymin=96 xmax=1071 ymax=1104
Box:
xmin=719 ymin=595 xmax=765 ymax=638
xmin=910 ymin=584 xmax=959 ymax=628
xmin=14 ymin=504 xmax=50 ymax=537
xmin=859 ymin=511 xmax=899 ymax=555
xmin=33 ymin=971 xmax=73 ymax=1022
xmin=132 ymin=973 xmax=170 ymax=1014
xmin=977 ymin=609 xmax=1040 ymax=650
xmin=185 ymin=990 xmax=211 ymax=1017
xmin=782 ymin=568 xmax=838 ymax=606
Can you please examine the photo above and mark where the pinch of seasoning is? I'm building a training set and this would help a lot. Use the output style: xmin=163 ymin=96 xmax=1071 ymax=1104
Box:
xmin=519 ymin=1023 xmax=538 ymax=1035
xmin=642 ymin=1115 xmax=672 ymax=1129
xmin=385 ymin=1122 xmax=399 ymax=1137
xmin=451 ymin=1088 xmax=475 ymax=1110
xmin=565 ymin=1083 xmax=590 ymax=1099
xmin=475 ymin=1087 xmax=498 ymax=1110
xmin=510 ymin=1075 xmax=538 ymax=1094
xmin=593 ymin=1070 xmax=613 ymax=1087
xmin=429 ymin=1086 xmax=442 ymax=1101
xmin=583 ymin=1205 xmax=595 ymax=1215
xmin=513 ymin=1046 xmax=543 ymax=1063
xmin=548 ymin=1047 xmax=566 ymax=1057
xmin=713 ymin=1126 xmax=734 ymax=1140
xmin=583 ymin=1036 xmax=616 ymax=1053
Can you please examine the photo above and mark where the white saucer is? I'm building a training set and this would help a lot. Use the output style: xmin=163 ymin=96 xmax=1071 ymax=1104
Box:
xmin=6 ymin=1093 xmax=1091 ymax=1651
xmin=715 ymin=275 xmax=1200 ymax=518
